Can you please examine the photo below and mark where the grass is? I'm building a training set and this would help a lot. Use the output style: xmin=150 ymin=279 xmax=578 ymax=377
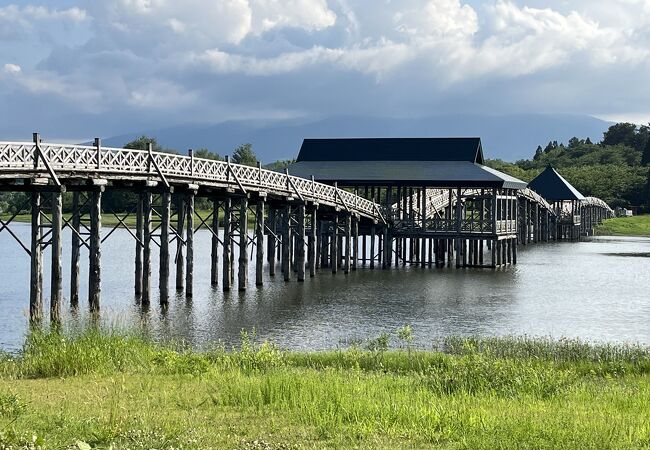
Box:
xmin=1 ymin=330 xmax=650 ymax=449
xmin=595 ymin=214 xmax=650 ymax=236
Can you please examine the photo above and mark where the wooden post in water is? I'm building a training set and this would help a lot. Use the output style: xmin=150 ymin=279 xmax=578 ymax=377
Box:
xmin=175 ymin=195 xmax=185 ymax=291
xmin=159 ymin=191 xmax=171 ymax=303
xmin=50 ymin=190 xmax=63 ymax=324
xmin=88 ymin=188 xmax=102 ymax=314
xmin=30 ymin=191 xmax=43 ymax=324
xmin=211 ymin=198 xmax=220 ymax=286
xmin=370 ymin=224 xmax=376 ymax=269
xmin=256 ymin=197 xmax=265 ymax=286
xmin=238 ymin=196 xmax=249 ymax=291
xmin=186 ymin=191 xmax=195 ymax=297
xmin=308 ymin=206 xmax=317 ymax=277
xmin=331 ymin=214 xmax=339 ymax=274
xmin=283 ymin=204 xmax=291 ymax=281
xmin=344 ymin=214 xmax=351 ymax=274
xmin=297 ymin=203 xmax=306 ymax=281
xmin=352 ymin=215 xmax=358 ymax=271
xmin=70 ymin=191 xmax=80 ymax=306
xmin=222 ymin=197 xmax=232 ymax=290
xmin=268 ymin=208 xmax=276 ymax=276
xmin=142 ymin=191 xmax=152 ymax=305
xmin=134 ymin=193 xmax=143 ymax=297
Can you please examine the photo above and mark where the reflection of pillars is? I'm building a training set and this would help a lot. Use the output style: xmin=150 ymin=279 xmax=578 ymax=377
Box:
xmin=308 ymin=206 xmax=317 ymax=277
xmin=513 ymin=238 xmax=518 ymax=264
xmin=185 ymin=192 xmax=195 ymax=297
xmin=297 ymin=203 xmax=306 ymax=282
xmin=142 ymin=191 xmax=152 ymax=305
xmin=222 ymin=197 xmax=232 ymax=290
xmin=70 ymin=192 xmax=81 ymax=306
xmin=30 ymin=192 xmax=43 ymax=324
xmin=134 ymin=194 xmax=143 ymax=297
xmin=88 ymin=188 xmax=102 ymax=314
xmin=159 ymin=192 xmax=171 ymax=303
xmin=238 ymin=197 xmax=248 ymax=291
xmin=256 ymin=198 xmax=265 ymax=286
xmin=50 ymin=190 xmax=63 ymax=325
xmin=175 ymin=195 xmax=185 ymax=291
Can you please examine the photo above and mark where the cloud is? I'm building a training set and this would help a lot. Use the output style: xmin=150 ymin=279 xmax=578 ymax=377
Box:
xmin=3 ymin=63 xmax=21 ymax=74
xmin=2 ymin=0 xmax=650 ymax=139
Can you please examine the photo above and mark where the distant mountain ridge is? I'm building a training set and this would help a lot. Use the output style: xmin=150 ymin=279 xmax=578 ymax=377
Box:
xmin=101 ymin=114 xmax=612 ymax=163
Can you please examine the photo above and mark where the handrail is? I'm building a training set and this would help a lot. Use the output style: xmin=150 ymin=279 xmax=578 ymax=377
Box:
xmin=0 ymin=141 xmax=381 ymax=221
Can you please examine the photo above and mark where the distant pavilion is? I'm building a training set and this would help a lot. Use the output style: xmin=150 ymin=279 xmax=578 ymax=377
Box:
xmin=528 ymin=165 xmax=585 ymax=240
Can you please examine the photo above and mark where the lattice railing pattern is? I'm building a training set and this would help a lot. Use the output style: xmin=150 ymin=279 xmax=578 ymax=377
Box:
xmin=0 ymin=141 xmax=380 ymax=220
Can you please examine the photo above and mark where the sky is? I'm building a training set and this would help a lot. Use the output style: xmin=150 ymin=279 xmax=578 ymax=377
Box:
xmin=0 ymin=0 xmax=649 ymax=141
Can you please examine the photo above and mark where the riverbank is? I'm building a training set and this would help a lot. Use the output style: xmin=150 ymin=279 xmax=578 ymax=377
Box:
xmin=1 ymin=331 xmax=649 ymax=449
xmin=595 ymin=214 xmax=650 ymax=236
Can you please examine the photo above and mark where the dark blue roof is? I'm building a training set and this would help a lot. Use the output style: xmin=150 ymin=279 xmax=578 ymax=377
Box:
xmin=297 ymin=138 xmax=484 ymax=164
xmin=528 ymin=166 xmax=585 ymax=201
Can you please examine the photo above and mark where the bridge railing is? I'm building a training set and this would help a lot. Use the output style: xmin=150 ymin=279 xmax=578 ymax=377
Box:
xmin=0 ymin=141 xmax=382 ymax=221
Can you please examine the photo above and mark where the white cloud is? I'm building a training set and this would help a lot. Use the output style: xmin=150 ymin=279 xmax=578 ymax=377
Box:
xmin=3 ymin=0 xmax=650 ymax=135
xmin=3 ymin=63 xmax=21 ymax=74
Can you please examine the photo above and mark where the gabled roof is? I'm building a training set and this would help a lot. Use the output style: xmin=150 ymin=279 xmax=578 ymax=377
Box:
xmin=528 ymin=166 xmax=585 ymax=201
xmin=287 ymin=160 xmax=527 ymax=189
xmin=297 ymin=138 xmax=484 ymax=164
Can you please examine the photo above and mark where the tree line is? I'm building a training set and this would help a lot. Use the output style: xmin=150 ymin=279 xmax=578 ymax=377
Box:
xmin=486 ymin=123 xmax=650 ymax=210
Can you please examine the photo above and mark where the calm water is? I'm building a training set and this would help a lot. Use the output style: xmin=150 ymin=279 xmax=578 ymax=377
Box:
xmin=1 ymin=223 xmax=649 ymax=352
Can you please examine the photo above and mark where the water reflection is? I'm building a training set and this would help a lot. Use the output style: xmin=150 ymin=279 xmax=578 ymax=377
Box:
xmin=1 ymin=223 xmax=649 ymax=351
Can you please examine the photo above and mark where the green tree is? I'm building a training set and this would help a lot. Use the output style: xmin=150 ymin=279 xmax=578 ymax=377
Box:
xmin=124 ymin=136 xmax=163 ymax=152
xmin=193 ymin=148 xmax=223 ymax=161
xmin=533 ymin=146 xmax=543 ymax=160
xmin=642 ymin=138 xmax=650 ymax=166
xmin=264 ymin=159 xmax=296 ymax=172
xmin=602 ymin=123 xmax=638 ymax=148
xmin=231 ymin=143 xmax=258 ymax=167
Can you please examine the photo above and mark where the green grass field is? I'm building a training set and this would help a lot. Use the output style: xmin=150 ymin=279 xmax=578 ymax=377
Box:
xmin=595 ymin=214 xmax=650 ymax=236
xmin=1 ymin=330 xmax=649 ymax=449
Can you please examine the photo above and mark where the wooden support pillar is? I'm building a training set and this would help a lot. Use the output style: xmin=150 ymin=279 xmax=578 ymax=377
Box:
xmin=30 ymin=192 xmax=43 ymax=324
xmin=256 ymin=198 xmax=265 ymax=286
xmin=331 ymin=214 xmax=339 ymax=274
xmin=513 ymin=238 xmax=518 ymax=264
xmin=185 ymin=192 xmax=195 ymax=296
xmin=142 ymin=191 xmax=152 ymax=304
xmin=370 ymin=225 xmax=376 ymax=270
xmin=50 ymin=191 xmax=63 ymax=325
xmin=491 ymin=239 xmax=497 ymax=268
xmin=352 ymin=215 xmax=359 ymax=271
xmin=283 ymin=204 xmax=291 ymax=281
xmin=175 ymin=195 xmax=185 ymax=290
xmin=159 ymin=192 xmax=171 ymax=303
xmin=88 ymin=189 xmax=102 ymax=314
xmin=238 ymin=196 xmax=248 ymax=291
xmin=308 ymin=206 xmax=317 ymax=277
xmin=269 ymin=208 xmax=277 ymax=276
xmin=222 ymin=197 xmax=232 ymax=290
xmin=296 ymin=204 xmax=306 ymax=281
xmin=70 ymin=191 xmax=81 ymax=306
xmin=342 ymin=214 xmax=350 ymax=274
xmin=211 ymin=198 xmax=220 ymax=286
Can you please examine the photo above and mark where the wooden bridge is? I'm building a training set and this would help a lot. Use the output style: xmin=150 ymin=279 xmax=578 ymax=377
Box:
xmin=0 ymin=135 xmax=613 ymax=325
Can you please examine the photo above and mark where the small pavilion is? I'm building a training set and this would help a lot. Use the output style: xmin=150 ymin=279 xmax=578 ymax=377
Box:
xmin=527 ymin=165 xmax=585 ymax=240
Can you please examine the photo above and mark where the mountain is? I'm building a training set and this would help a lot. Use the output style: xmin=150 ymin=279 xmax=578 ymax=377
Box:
xmin=101 ymin=114 xmax=612 ymax=163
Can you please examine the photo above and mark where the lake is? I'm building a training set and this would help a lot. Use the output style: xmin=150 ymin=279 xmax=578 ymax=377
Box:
xmin=1 ymin=223 xmax=649 ymax=352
